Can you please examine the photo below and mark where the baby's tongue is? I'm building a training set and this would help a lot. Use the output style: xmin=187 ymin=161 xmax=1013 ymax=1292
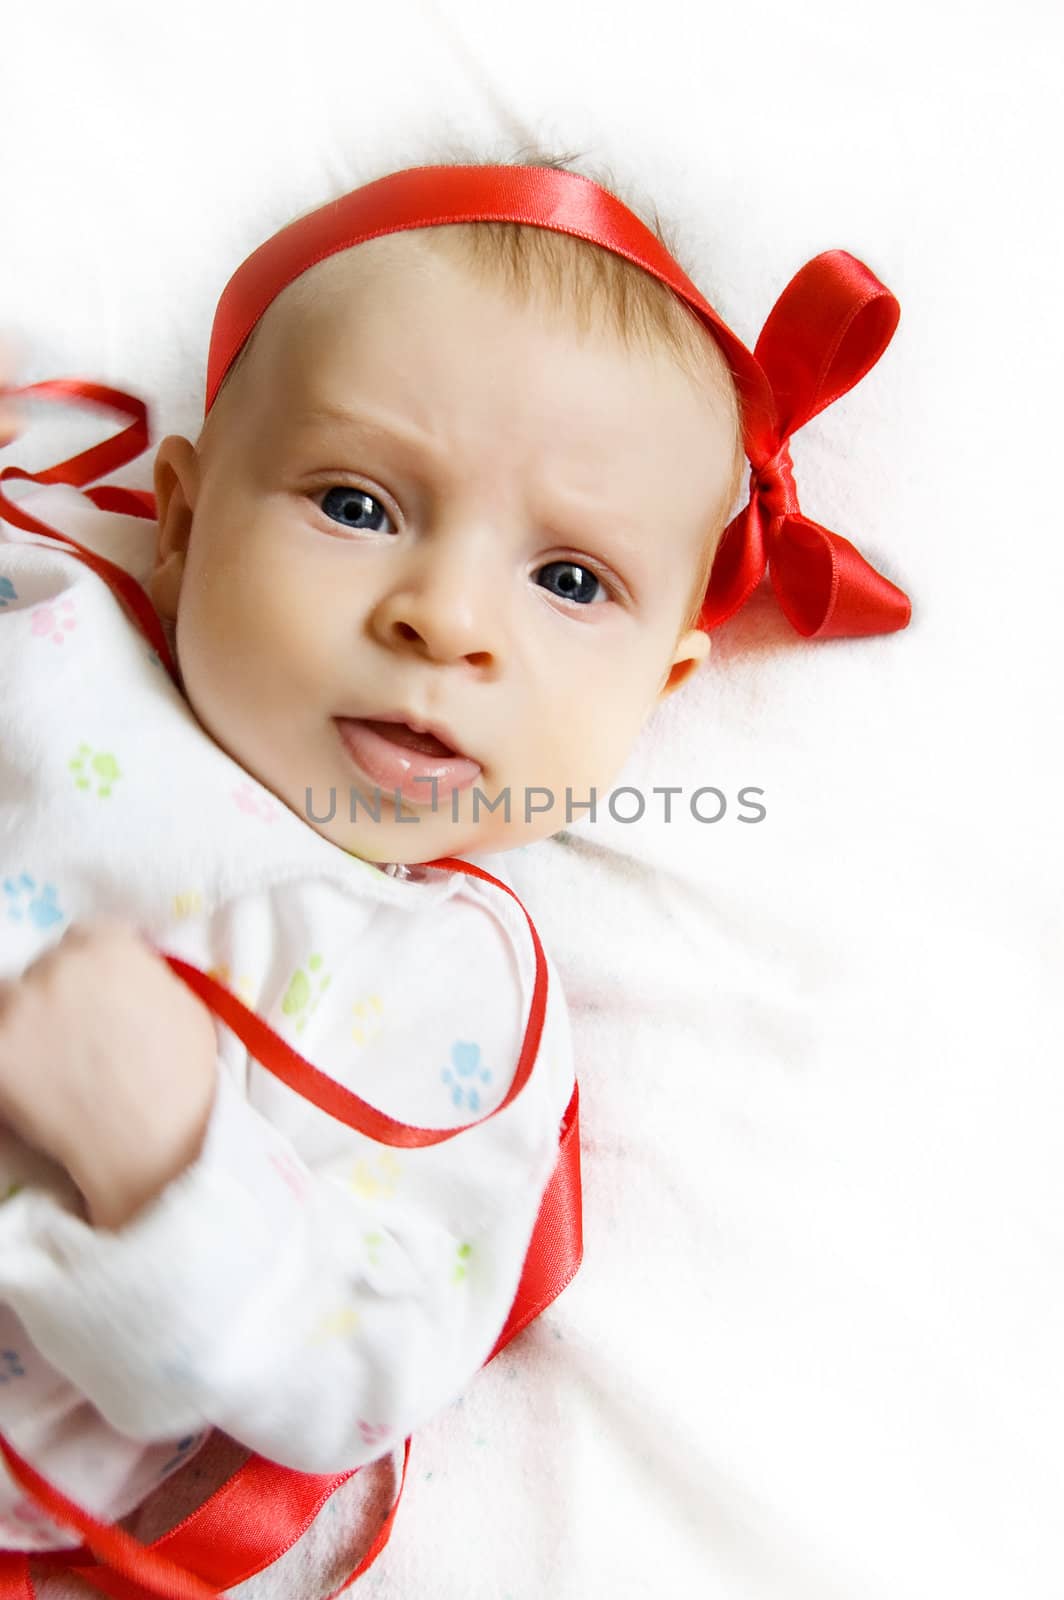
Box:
xmin=362 ymin=720 xmax=454 ymax=757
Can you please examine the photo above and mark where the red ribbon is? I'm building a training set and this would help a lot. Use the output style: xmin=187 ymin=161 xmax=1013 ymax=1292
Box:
xmin=160 ymin=855 xmax=547 ymax=1151
xmin=0 ymin=381 xmax=176 ymax=676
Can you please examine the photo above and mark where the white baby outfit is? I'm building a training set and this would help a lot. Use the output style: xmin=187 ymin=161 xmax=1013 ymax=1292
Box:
xmin=0 ymin=515 xmax=574 ymax=1552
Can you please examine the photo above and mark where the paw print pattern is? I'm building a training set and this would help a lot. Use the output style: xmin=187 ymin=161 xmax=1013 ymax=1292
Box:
xmin=30 ymin=597 xmax=77 ymax=643
xmin=348 ymin=1151 xmax=401 ymax=1201
xmin=268 ymin=1149 xmax=310 ymax=1202
xmin=441 ymin=1041 xmax=492 ymax=1112
xmin=0 ymin=1494 xmax=73 ymax=1544
xmin=1 ymin=1184 xmax=23 ymax=1205
xmin=156 ymin=1432 xmax=207 ymax=1480
xmin=310 ymin=1305 xmax=362 ymax=1345
xmin=281 ymin=952 xmax=332 ymax=1034
xmin=357 ymin=1420 xmax=390 ymax=1450
xmin=453 ymin=1242 xmax=473 ymax=1284
xmin=0 ymin=1349 xmax=26 ymax=1383
xmin=206 ymin=964 xmax=255 ymax=1004
xmin=232 ymin=781 xmax=281 ymax=823
xmin=172 ymin=891 xmax=203 ymax=919
xmin=3 ymin=873 xmax=64 ymax=929
xmin=69 ymin=742 xmax=121 ymax=797
xmin=351 ymin=993 xmax=384 ymax=1046
xmin=363 ymin=1230 xmax=384 ymax=1265
xmin=0 ymin=576 xmax=17 ymax=607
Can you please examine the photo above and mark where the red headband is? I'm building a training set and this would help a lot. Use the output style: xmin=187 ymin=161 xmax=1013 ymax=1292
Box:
xmin=206 ymin=163 xmax=911 ymax=640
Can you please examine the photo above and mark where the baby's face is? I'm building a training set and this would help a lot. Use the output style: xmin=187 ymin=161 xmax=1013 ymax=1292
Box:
xmin=151 ymin=233 xmax=735 ymax=863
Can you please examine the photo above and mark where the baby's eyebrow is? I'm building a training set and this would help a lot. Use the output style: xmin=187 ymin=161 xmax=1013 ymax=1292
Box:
xmin=292 ymin=400 xmax=442 ymax=465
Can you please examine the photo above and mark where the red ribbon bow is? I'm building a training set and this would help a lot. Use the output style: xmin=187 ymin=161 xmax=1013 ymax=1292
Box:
xmin=700 ymin=250 xmax=911 ymax=638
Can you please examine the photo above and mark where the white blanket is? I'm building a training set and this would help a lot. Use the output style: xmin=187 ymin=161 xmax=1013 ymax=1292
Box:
xmin=1 ymin=0 xmax=1060 ymax=1595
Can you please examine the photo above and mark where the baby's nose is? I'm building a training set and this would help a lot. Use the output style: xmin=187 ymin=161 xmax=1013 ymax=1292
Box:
xmin=386 ymin=606 xmax=496 ymax=667
xmin=371 ymin=539 xmax=503 ymax=667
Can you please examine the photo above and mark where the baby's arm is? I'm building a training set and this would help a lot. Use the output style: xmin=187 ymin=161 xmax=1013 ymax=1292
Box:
xmin=0 ymin=941 xmax=570 ymax=1478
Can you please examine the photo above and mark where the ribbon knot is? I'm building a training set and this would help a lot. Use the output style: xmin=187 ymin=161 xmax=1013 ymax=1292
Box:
xmin=752 ymin=439 xmax=799 ymax=522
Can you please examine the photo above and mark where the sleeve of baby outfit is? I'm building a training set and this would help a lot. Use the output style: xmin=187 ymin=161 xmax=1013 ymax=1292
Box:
xmin=0 ymin=998 xmax=572 ymax=1475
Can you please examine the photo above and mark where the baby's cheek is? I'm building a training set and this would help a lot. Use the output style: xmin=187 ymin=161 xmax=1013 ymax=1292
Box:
xmin=585 ymin=695 xmax=649 ymax=774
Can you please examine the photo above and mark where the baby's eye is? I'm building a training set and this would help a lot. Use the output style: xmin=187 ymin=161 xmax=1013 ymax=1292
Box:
xmin=535 ymin=561 xmax=606 ymax=606
xmin=317 ymin=485 xmax=395 ymax=534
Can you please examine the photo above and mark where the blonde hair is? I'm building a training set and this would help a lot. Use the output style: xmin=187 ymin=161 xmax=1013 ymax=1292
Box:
xmin=209 ymin=146 xmax=748 ymax=633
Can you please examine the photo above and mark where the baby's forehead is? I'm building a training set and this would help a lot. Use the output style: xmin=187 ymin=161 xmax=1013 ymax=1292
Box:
xmin=210 ymin=227 xmax=740 ymax=497
xmin=234 ymin=241 xmax=539 ymax=422
xmin=260 ymin=233 xmax=463 ymax=347
xmin=204 ymin=239 xmax=419 ymax=439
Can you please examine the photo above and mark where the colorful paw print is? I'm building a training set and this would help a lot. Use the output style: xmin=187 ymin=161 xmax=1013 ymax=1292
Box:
xmin=363 ymin=1230 xmax=384 ymax=1266
xmin=348 ymin=1150 xmax=401 ymax=1201
xmin=351 ymin=993 xmax=384 ymax=1046
xmin=232 ymin=780 xmax=281 ymax=823
xmin=172 ymin=890 xmax=203 ymax=919
xmin=3 ymin=873 xmax=64 ymax=929
xmin=441 ymin=1040 xmax=492 ymax=1112
xmin=281 ymin=952 xmax=332 ymax=1034
xmin=357 ymin=1420 xmax=390 ymax=1450
xmin=1 ymin=1494 xmax=70 ymax=1540
xmin=69 ymin=742 xmax=121 ymax=797
xmin=0 ymin=576 xmax=17 ymax=607
xmin=310 ymin=1305 xmax=362 ymax=1345
xmin=453 ymin=1242 xmax=473 ymax=1284
xmin=268 ymin=1149 xmax=310 ymax=1202
xmin=30 ymin=597 xmax=77 ymax=643
xmin=0 ymin=1349 xmax=26 ymax=1384
xmin=205 ymin=963 xmax=255 ymax=1004
xmin=156 ymin=1432 xmax=207 ymax=1480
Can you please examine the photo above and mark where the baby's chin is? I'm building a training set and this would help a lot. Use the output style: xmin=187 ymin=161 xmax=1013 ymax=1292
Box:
xmin=322 ymin=830 xmax=517 ymax=869
xmin=310 ymin=811 xmax=567 ymax=867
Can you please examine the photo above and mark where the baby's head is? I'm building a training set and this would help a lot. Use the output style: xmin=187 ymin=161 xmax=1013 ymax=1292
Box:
xmin=150 ymin=163 xmax=747 ymax=865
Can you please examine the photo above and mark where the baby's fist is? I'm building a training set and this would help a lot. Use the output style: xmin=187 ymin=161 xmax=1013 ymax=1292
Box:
xmin=0 ymin=921 xmax=219 ymax=1228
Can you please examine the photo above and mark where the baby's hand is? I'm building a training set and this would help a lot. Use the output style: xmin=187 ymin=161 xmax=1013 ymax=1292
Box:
xmin=0 ymin=922 xmax=218 ymax=1228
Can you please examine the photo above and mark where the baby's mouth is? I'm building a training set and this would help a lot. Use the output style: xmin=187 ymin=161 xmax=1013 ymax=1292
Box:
xmin=333 ymin=717 xmax=482 ymax=805
xmin=358 ymin=720 xmax=457 ymax=758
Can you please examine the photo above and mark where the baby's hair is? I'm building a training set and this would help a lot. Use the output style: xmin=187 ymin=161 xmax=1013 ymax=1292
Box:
xmin=208 ymin=145 xmax=748 ymax=636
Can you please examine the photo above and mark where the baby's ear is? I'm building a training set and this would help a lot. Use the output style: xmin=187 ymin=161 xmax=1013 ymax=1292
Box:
xmin=150 ymin=436 xmax=199 ymax=623
xmin=658 ymin=628 xmax=711 ymax=702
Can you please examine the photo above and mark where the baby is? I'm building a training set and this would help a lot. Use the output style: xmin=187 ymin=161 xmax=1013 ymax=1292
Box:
xmin=0 ymin=149 xmax=905 ymax=1595
xmin=0 ymin=153 xmax=747 ymax=1591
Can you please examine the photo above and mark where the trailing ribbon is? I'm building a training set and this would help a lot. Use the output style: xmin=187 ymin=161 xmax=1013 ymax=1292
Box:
xmin=0 ymin=380 xmax=176 ymax=675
